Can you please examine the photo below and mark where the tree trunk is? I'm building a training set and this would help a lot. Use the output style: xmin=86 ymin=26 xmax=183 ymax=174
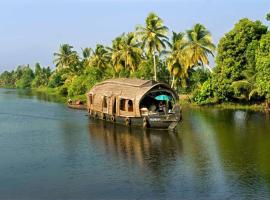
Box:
xmin=153 ymin=52 xmax=157 ymax=81
xmin=171 ymin=76 xmax=175 ymax=88
xmin=205 ymin=65 xmax=213 ymax=73
xmin=266 ymin=99 xmax=270 ymax=110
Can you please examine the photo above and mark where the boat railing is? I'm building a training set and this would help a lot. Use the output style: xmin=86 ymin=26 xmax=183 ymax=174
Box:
xmin=140 ymin=107 xmax=179 ymax=121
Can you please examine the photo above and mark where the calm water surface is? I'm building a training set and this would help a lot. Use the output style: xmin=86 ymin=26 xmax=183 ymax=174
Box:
xmin=1 ymin=88 xmax=270 ymax=199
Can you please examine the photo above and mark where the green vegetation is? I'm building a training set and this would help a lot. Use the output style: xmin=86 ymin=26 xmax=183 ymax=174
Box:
xmin=192 ymin=18 xmax=269 ymax=107
xmin=1 ymin=12 xmax=270 ymax=109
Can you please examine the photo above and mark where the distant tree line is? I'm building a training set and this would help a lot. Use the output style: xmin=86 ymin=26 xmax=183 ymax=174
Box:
xmin=0 ymin=63 xmax=51 ymax=89
xmin=1 ymin=12 xmax=270 ymax=106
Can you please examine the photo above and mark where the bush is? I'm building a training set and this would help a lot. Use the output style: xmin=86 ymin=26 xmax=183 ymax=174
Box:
xmin=67 ymin=76 xmax=87 ymax=97
xmin=48 ymin=72 xmax=63 ymax=88
xmin=58 ymin=86 xmax=68 ymax=96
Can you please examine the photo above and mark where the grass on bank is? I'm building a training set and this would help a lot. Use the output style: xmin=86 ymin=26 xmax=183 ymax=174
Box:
xmin=33 ymin=87 xmax=87 ymax=104
xmin=179 ymin=94 xmax=265 ymax=111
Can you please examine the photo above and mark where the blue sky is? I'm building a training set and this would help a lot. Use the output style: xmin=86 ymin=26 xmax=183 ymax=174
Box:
xmin=0 ymin=0 xmax=269 ymax=72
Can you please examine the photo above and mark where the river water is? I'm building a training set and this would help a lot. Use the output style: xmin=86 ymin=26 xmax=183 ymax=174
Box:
xmin=1 ymin=88 xmax=270 ymax=199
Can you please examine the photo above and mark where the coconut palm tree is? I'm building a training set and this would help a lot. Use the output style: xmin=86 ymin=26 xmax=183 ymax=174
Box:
xmin=82 ymin=47 xmax=91 ymax=60
xmin=266 ymin=12 xmax=270 ymax=21
xmin=166 ymin=32 xmax=189 ymax=88
xmin=113 ymin=33 xmax=142 ymax=73
xmin=53 ymin=44 xmax=78 ymax=71
xmin=136 ymin=12 xmax=169 ymax=81
xmin=185 ymin=24 xmax=215 ymax=72
xmin=109 ymin=35 xmax=126 ymax=74
xmin=80 ymin=47 xmax=92 ymax=71
xmin=89 ymin=44 xmax=111 ymax=70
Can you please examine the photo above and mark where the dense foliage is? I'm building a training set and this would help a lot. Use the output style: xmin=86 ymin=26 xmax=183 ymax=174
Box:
xmin=192 ymin=18 xmax=269 ymax=104
xmin=0 ymin=64 xmax=48 ymax=89
xmin=0 ymin=12 xmax=214 ymax=100
xmin=1 ymin=12 xmax=269 ymax=107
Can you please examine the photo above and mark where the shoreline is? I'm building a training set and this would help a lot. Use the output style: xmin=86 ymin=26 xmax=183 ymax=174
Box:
xmin=179 ymin=94 xmax=266 ymax=111
xmin=1 ymin=87 xmax=267 ymax=112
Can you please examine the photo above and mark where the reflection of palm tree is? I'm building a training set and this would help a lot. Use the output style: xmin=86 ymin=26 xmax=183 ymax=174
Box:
xmin=136 ymin=12 xmax=169 ymax=81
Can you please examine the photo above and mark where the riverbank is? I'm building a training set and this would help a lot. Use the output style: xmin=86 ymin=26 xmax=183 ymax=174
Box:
xmin=32 ymin=87 xmax=87 ymax=104
xmin=1 ymin=86 xmax=267 ymax=111
xmin=179 ymin=94 xmax=266 ymax=111
xmin=16 ymin=87 xmax=270 ymax=111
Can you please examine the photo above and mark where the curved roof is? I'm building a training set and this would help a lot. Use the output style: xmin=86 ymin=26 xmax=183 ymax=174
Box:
xmin=88 ymin=78 xmax=179 ymax=100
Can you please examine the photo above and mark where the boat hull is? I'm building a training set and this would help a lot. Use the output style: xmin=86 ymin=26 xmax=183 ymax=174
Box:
xmin=67 ymin=104 xmax=87 ymax=110
xmin=88 ymin=110 xmax=180 ymax=129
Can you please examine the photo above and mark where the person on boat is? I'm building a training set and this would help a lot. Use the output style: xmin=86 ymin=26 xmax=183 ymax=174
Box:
xmin=158 ymin=101 xmax=166 ymax=113
xmin=149 ymin=104 xmax=157 ymax=113
xmin=68 ymin=98 xmax=72 ymax=104
xmin=76 ymin=100 xmax=83 ymax=105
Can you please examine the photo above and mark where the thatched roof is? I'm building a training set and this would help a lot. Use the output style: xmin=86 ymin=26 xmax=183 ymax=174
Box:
xmin=88 ymin=78 xmax=178 ymax=101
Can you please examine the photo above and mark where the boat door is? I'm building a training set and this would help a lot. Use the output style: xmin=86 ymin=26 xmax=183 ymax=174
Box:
xmin=112 ymin=97 xmax=117 ymax=115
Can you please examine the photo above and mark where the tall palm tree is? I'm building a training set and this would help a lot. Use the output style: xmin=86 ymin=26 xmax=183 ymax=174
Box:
xmin=167 ymin=32 xmax=189 ymax=88
xmin=77 ymin=47 xmax=92 ymax=73
xmin=109 ymin=35 xmax=126 ymax=74
xmin=185 ymin=24 xmax=215 ymax=72
xmin=89 ymin=44 xmax=111 ymax=70
xmin=112 ymin=33 xmax=142 ymax=73
xmin=266 ymin=12 xmax=270 ymax=21
xmin=136 ymin=12 xmax=169 ymax=81
xmin=82 ymin=47 xmax=91 ymax=60
xmin=121 ymin=33 xmax=142 ymax=73
xmin=53 ymin=44 xmax=78 ymax=71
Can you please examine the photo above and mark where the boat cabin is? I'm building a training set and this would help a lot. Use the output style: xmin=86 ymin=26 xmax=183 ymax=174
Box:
xmin=86 ymin=78 xmax=181 ymax=129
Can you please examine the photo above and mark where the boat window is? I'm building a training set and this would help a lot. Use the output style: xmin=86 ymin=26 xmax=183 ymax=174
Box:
xmin=127 ymin=100 xmax=133 ymax=112
xmin=89 ymin=94 xmax=93 ymax=104
xmin=120 ymin=99 xmax=126 ymax=111
xmin=103 ymin=96 xmax=107 ymax=108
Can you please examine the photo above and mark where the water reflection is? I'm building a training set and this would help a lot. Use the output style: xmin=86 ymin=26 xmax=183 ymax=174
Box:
xmin=2 ymin=87 xmax=270 ymax=199
xmin=87 ymin=108 xmax=270 ymax=199
xmin=88 ymin=120 xmax=183 ymax=169
xmin=182 ymin=108 xmax=270 ymax=198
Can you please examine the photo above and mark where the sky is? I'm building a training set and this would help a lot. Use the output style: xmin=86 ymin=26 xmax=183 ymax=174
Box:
xmin=0 ymin=0 xmax=269 ymax=72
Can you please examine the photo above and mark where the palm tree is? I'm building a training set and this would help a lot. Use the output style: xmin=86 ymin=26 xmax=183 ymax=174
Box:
xmin=266 ymin=12 xmax=270 ymax=21
xmin=231 ymin=69 xmax=258 ymax=100
xmin=82 ymin=47 xmax=91 ymax=60
xmin=185 ymin=24 xmax=215 ymax=72
xmin=80 ymin=47 xmax=92 ymax=71
xmin=166 ymin=32 xmax=189 ymax=88
xmin=136 ymin=12 xmax=169 ymax=81
xmin=89 ymin=44 xmax=111 ymax=70
xmin=111 ymin=33 xmax=142 ymax=74
xmin=53 ymin=44 xmax=78 ymax=71
xmin=109 ymin=35 xmax=126 ymax=74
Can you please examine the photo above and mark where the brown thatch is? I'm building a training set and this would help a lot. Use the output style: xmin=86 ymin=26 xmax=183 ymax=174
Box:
xmin=87 ymin=78 xmax=178 ymax=118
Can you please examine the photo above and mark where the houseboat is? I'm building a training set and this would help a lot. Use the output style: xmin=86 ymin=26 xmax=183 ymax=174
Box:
xmin=86 ymin=78 xmax=182 ymax=130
